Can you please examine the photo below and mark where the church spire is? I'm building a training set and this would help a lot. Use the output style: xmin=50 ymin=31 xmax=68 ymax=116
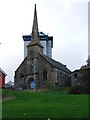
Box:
xmin=28 ymin=4 xmax=43 ymax=48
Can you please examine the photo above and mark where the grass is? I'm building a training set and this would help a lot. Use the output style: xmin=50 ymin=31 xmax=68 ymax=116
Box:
xmin=0 ymin=88 xmax=2 ymax=92
xmin=2 ymin=89 xmax=88 ymax=119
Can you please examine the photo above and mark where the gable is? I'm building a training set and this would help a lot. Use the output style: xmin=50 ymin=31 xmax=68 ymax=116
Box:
xmin=15 ymin=57 xmax=27 ymax=73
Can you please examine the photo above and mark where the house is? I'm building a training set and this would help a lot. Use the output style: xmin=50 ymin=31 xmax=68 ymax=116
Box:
xmin=6 ymin=81 xmax=14 ymax=86
xmin=14 ymin=4 xmax=71 ymax=90
xmin=0 ymin=68 xmax=7 ymax=88
xmin=71 ymin=56 xmax=90 ymax=87
xmin=4 ymin=81 xmax=14 ymax=89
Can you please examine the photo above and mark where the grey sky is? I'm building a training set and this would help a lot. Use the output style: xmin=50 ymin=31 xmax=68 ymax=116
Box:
xmin=0 ymin=0 xmax=88 ymax=82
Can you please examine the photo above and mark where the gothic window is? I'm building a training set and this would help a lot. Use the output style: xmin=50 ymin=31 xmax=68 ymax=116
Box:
xmin=43 ymin=71 xmax=47 ymax=81
xmin=20 ymin=73 xmax=24 ymax=85
xmin=60 ymin=72 xmax=62 ymax=76
xmin=30 ymin=65 xmax=33 ymax=74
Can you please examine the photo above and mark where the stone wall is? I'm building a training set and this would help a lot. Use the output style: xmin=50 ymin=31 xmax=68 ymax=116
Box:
xmin=37 ymin=54 xmax=55 ymax=88
xmin=36 ymin=54 xmax=71 ymax=88
xmin=14 ymin=58 xmax=27 ymax=89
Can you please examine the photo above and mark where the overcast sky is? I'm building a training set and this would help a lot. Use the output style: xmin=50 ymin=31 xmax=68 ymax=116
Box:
xmin=0 ymin=0 xmax=88 ymax=82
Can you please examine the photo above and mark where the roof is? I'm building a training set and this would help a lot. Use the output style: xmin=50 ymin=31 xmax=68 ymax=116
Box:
xmin=15 ymin=54 xmax=71 ymax=74
xmin=0 ymin=68 xmax=7 ymax=76
xmin=6 ymin=81 xmax=14 ymax=85
xmin=40 ymin=54 xmax=71 ymax=74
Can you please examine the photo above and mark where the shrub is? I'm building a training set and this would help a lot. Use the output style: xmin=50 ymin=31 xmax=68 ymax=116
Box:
xmin=69 ymin=86 xmax=90 ymax=94
xmin=23 ymin=85 xmax=27 ymax=90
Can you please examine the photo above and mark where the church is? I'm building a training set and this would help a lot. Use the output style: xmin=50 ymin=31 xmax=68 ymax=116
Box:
xmin=14 ymin=4 xmax=71 ymax=90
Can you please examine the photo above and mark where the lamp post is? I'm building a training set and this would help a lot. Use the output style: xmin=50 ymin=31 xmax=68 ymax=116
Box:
xmin=31 ymin=64 xmax=35 ymax=92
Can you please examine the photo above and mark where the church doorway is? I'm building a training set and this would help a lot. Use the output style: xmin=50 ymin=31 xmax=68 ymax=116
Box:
xmin=28 ymin=78 xmax=35 ymax=89
xmin=30 ymin=80 xmax=35 ymax=89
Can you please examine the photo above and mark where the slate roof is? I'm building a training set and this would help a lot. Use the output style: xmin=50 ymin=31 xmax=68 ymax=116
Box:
xmin=40 ymin=53 xmax=71 ymax=74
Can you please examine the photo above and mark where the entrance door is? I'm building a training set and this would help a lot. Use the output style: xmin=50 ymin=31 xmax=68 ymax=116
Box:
xmin=30 ymin=80 xmax=35 ymax=89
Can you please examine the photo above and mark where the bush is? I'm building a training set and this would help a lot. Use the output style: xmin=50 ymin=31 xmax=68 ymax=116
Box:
xmin=23 ymin=85 xmax=27 ymax=90
xmin=69 ymin=86 xmax=90 ymax=94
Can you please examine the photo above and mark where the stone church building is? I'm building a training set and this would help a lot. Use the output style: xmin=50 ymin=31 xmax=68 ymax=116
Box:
xmin=14 ymin=4 xmax=71 ymax=90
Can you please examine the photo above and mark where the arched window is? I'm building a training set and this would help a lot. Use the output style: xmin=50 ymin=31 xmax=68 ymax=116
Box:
xmin=43 ymin=71 xmax=47 ymax=81
xmin=30 ymin=65 xmax=33 ymax=74
xmin=60 ymin=72 xmax=62 ymax=75
xmin=20 ymin=73 xmax=24 ymax=85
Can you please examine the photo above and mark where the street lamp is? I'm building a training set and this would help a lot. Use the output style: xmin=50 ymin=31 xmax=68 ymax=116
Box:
xmin=31 ymin=64 xmax=35 ymax=92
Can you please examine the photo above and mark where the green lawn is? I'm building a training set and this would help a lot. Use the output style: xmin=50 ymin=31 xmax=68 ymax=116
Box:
xmin=2 ymin=89 xmax=88 ymax=119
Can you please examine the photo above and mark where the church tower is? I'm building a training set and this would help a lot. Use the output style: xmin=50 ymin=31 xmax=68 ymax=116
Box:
xmin=26 ymin=4 xmax=43 ymax=89
xmin=27 ymin=4 xmax=43 ymax=60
